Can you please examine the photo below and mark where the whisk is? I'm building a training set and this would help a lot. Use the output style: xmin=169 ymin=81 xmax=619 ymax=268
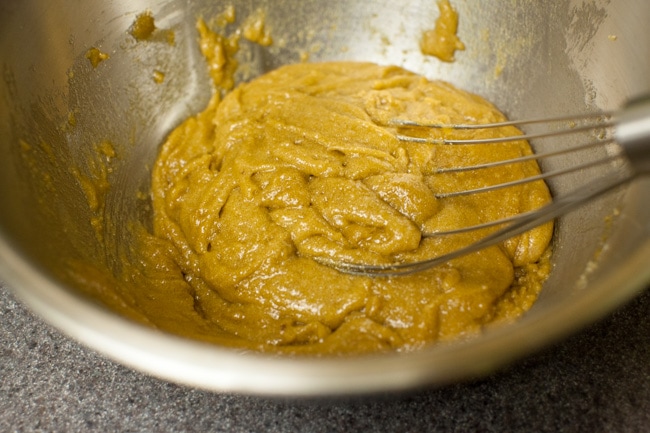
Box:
xmin=328 ymin=95 xmax=650 ymax=276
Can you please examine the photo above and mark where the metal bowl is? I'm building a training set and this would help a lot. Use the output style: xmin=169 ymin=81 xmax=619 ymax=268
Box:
xmin=1 ymin=0 xmax=648 ymax=395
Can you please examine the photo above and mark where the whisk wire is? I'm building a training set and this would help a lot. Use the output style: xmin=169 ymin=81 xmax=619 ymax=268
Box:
xmin=435 ymin=148 xmax=621 ymax=199
xmin=436 ymin=138 xmax=612 ymax=174
xmin=390 ymin=112 xmax=615 ymax=145
xmin=391 ymin=110 xmax=616 ymax=132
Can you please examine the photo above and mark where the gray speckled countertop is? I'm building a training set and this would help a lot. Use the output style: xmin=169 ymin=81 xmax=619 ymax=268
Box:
xmin=1 ymin=281 xmax=649 ymax=433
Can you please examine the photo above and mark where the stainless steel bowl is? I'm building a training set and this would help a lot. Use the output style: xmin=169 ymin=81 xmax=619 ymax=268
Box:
xmin=1 ymin=0 xmax=648 ymax=395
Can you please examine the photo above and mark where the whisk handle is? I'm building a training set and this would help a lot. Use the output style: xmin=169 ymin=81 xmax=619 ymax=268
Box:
xmin=617 ymin=95 xmax=650 ymax=175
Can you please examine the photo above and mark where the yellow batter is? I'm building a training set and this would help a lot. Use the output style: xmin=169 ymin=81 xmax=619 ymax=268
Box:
xmin=421 ymin=0 xmax=465 ymax=62
xmin=134 ymin=59 xmax=552 ymax=355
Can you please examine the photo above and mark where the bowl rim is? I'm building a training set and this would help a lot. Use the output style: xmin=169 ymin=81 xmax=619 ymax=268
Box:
xmin=2 ymin=223 xmax=649 ymax=396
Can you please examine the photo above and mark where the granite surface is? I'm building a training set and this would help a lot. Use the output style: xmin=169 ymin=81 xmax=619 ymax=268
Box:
xmin=1 ymin=281 xmax=649 ymax=433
